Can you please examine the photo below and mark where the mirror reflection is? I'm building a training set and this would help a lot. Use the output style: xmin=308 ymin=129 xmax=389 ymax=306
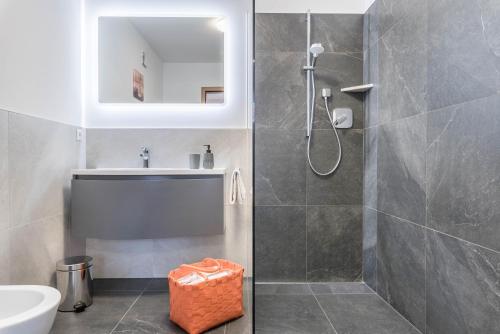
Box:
xmin=98 ymin=17 xmax=225 ymax=104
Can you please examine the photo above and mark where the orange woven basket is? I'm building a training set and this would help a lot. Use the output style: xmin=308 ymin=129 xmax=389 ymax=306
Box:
xmin=168 ymin=258 xmax=244 ymax=334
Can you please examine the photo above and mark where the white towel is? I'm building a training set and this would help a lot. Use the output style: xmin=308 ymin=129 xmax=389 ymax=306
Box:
xmin=229 ymin=168 xmax=246 ymax=205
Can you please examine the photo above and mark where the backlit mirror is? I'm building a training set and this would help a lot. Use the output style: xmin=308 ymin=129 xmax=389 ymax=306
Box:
xmin=98 ymin=17 xmax=225 ymax=104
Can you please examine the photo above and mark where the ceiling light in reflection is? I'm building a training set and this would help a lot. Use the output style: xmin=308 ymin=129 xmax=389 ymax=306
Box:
xmin=214 ymin=18 xmax=225 ymax=32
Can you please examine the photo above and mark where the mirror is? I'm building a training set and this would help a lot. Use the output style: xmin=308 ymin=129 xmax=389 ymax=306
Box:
xmin=98 ymin=17 xmax=225 ymax=104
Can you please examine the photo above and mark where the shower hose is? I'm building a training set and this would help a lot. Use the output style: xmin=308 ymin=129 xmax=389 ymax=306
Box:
xmin=307 ymin=64 xmax=342 ymax=176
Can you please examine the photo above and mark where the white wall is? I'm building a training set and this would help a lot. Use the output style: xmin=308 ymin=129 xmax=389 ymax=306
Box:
xmin=255 ymin=0 xmax=369 ymax=13
xmin=163 ymin=63 xmax=224 ymax=103
xmin=84 ymin=0 xmax=252 ymax=129
xmin=99 ymin=18 xmax=164 ymax=103
xmin=0 ymin=0 xmax=82 ymax=126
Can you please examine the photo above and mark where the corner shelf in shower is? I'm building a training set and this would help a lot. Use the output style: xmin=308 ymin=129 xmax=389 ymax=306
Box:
xmin=340 ymin=84 xmax=374 ymax=93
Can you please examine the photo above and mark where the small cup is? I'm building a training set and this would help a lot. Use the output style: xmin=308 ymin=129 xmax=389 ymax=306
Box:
xmin=189 ymin=154 xmax=201 ymax=169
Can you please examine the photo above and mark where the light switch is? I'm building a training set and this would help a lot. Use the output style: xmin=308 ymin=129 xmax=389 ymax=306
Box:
xmin=76 ymin=128 xmax=83 ymax=142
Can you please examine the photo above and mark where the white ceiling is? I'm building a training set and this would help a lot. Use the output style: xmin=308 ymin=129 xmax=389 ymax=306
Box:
xmin=129 ymin=17 xmax=224 ymax=63
xmin=255 ymin=0 xmax=373 ymax=13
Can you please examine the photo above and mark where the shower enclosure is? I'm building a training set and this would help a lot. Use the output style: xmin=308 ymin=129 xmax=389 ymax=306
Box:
xmin=253 ymin=10 xmax=366 ymax=331
xmin=254 ymin=11 xmax=364 ymax=283
xmin=255 ymin=0 xmax=500 ymax=332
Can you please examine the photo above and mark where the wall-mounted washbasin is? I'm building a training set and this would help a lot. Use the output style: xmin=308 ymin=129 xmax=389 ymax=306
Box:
xmin=72 ymin=168 xmax=226 ymax=176
xmin=0 ymin=285 xmax=61 ymax=334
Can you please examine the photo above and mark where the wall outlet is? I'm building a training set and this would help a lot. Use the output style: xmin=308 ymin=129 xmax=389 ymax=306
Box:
xmin=76 ymin=128 xmax=83 ymax=142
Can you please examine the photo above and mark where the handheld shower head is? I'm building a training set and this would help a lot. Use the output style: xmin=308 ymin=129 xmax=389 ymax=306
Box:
xmin=310 ymin=43 xmax=324 ymax=57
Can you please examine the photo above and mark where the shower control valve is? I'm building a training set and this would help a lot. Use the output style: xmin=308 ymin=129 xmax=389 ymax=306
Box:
xmin=332 ymin=108 xmax=353 ymax=129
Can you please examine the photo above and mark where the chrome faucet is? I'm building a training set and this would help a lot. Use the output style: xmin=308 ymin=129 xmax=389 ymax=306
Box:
xmin=140 ymin=147 xmax=150 ymax=168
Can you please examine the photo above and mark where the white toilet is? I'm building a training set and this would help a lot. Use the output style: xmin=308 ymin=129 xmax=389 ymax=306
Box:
xmin=0 ymin=285 xmax=61 ymax=334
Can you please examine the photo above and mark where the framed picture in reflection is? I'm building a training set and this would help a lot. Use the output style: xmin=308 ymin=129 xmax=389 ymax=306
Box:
xmin=133 ymin=69 xmax=144 ymax=102
xmin=201 ymin=87 xmax=224 ymax=104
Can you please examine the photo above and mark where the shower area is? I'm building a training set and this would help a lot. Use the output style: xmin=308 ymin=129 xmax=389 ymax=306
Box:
xmin=253 ymin=8 xmax=419 ymax=334
xmin=254 ymin=10 xmax=369 ymax=331
xmin=255 ymin=12 xmax=364 ymax=283
xmin=254 ymin=0 xmax=500 ymax=332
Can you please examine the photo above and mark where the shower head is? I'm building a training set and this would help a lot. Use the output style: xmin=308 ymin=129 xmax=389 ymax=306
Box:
xmin=310 ymin=43 xmax=324 ymax=57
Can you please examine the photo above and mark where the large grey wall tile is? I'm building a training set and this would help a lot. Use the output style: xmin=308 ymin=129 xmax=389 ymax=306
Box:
xmin=377 ymin=212 xmax=426 ymax=332
xmin=8 ymin=113 xmax=79 ymax=226
xmin=377 ymin=114 xmax=426 ymax=225
xmin=378 ymin=0 xmax=427 ymax=124
xmin=307 ymin=205 xmax=362 ymax=282
xmin=363 ymin=0 xmax=378 ymax=49
xmin=255 ymin=52 xmax=306 ymax=130
xmin=316 ymin=294 xmax=421 ymax=334
xmin=427 ymin=95 xmax=500 ymax=251
xmin=86 ymin=129 xmax=250 ymax=197
xmin=362 ymin=207 xmax=377 ymax=290
xmin=90 ymin=206 xmax=249 ymax=279
xmin=86 ymin=128 xmax=252 ymax=278
xmin=87 ymin=128 xmax=251 ymax=207
xmin=366 ymin=0 xmax=418 ymax=48
xmin=255 ymin=14 xmax=305 ymax=52
xmin=255 ymin=129 xmax=305 ymax=205
xmin=255 ymin=206 xmax=306 ymax=282
xmin=86 ymin=129 xmax=169 ymax=168
xmin=311 ymin=14 xmax=363 ymax=53
xmin=0 ymin=110 xmax=8 ymax=231
xmin=428 ymin=0 xmax=500 ymax=111
xmin=86 ymin=239 xmax=154 ymax=278
xmin=311 ymin=53 xmax=364 ymax=130
xmin=0 ymin=232 xmax=9 ymax=284
xmin=363 ymin=39 xmax=379 ymax=128
xmin=364 ymin=0 xmax=500 ymax=331
xmin=152 ymin=234 xmax=224 ymax=278
xmin=363 ymin=127 xmax=377 ymax=209
xmin=9 ymin=215 xmax=66 ymax=286
xmin=306 ymin=129 xmax=363 ymax=205
xmin=426 ymin=230 xmax=500 ymax=334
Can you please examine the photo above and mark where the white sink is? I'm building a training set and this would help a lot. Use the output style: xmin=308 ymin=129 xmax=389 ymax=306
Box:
xmin=72 ymin=168 xmax=226 ymax=176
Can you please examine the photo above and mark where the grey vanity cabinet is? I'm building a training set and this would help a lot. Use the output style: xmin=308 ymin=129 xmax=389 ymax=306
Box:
xmin=70 ymin=175 xmax=224 ymax=239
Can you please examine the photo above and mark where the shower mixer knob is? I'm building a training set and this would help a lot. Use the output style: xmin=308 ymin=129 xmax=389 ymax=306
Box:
xmin=321 ymin=88 xmax=331 ymax=98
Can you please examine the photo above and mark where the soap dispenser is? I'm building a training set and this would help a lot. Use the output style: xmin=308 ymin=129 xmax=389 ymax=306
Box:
xmin=203 ymin=145 xmax=214 ymax=169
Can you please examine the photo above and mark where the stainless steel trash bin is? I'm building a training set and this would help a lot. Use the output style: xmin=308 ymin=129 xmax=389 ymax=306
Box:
xmin=56 ymin=256 xmax=94 ymax=312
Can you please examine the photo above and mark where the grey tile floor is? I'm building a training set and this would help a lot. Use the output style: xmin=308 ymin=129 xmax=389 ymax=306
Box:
xmin=255 ymin=282 xmax=423 ymax=334
xmin=50 ymin=278 xmax=252 ymax=334
xmin=51 ymin=280 xmax=420 ymax=334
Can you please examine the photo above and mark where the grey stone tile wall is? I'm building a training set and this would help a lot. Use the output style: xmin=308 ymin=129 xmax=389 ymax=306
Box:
xmin=306 ymin=129 xmax=363 ymax=205
xmin=255 ymin=206 xmax=306 ymax=282
xmin=0 ymin=110 xmax=83 ymax=286
xmin=255 ymin=13 xmax=364 ymax=282
xmin=362 ymin=207 xmax=377 ymax=290
xmin=306 ymin=206 xmax=362 ymax=281
xmin=376 ymin=213 xmax=425 ymax=331
xmin=363 ymin=0 xmax=500 ymax=332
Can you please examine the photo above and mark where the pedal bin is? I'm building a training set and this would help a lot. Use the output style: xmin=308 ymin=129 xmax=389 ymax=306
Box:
xmin=56 ymin=256 xmax=94 ymax=312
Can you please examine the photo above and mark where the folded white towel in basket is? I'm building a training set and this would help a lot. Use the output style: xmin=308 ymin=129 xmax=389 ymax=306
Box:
xmin=229 ymin=168 xmax=246 ymax=205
